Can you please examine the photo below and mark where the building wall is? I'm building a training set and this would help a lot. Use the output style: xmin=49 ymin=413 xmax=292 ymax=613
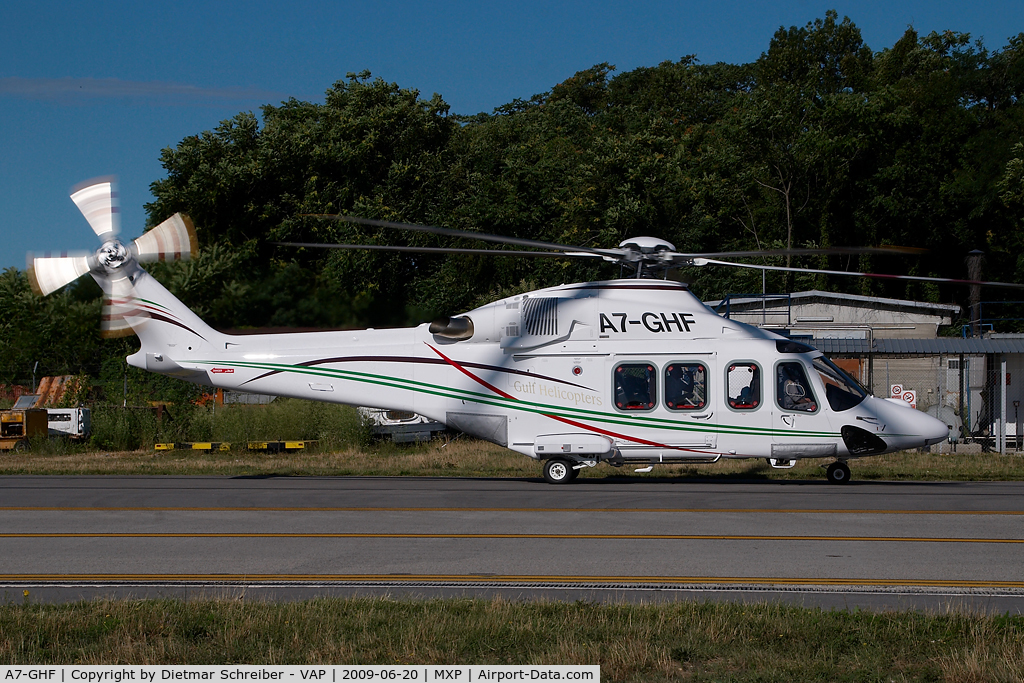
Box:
xmin=722 ymin=297 xmax=953 ymax=339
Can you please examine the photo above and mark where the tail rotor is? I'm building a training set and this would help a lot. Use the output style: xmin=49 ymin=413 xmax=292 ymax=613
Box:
xmin=27 ymin=177 xmax=199 ymax=337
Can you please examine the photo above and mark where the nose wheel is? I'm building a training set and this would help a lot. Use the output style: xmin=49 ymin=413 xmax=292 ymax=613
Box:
xmin=826 ymin=461 xmax=851 ymax=484
xmin=543 ymin=458 xmax=579 ymax=484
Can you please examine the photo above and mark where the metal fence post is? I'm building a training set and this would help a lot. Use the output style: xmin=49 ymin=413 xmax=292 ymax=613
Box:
xmin=1001 ymin=356 xmax=1008 ymax=455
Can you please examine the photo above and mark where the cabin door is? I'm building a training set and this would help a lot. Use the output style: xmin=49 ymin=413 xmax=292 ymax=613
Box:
xmin=662 ymin=357 xmax=718 ymax=449
xmin=771 ymin=360 xmax=838 ymax=460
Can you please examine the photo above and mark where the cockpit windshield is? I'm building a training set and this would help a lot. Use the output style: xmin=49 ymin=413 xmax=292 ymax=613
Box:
xmin=812 ymin=356 xmax=868 ymax=412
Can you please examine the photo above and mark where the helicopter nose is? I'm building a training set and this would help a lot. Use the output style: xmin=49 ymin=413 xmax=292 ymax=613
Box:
xmin=906 ymin=406 xmax=951 ymax=446
xmin=874 ymin=398 xmax=950 ymax=448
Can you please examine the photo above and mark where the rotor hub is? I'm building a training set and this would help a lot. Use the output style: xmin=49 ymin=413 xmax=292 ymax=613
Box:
xmin=98 ymin=240 xmax=130 ymax=271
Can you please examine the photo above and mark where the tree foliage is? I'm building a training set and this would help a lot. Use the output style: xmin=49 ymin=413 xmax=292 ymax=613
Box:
xmin=7 ymin=13 xmax=1024 ymax=387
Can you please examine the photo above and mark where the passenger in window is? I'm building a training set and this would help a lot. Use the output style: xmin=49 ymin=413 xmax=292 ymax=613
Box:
xmin=778 ymin=363 xmax=816 ymax=412
xmin=727 ymin=364 xmax=759 ymax=409
xmin=666 ymin=364 xmax=706 ymax=410
xmin=615 ymin=364 xmax=655 ymax=410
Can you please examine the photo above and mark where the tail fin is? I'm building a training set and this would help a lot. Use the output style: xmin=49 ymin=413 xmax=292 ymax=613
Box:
xmin=122 ymin=268 xmax=226 ymax=381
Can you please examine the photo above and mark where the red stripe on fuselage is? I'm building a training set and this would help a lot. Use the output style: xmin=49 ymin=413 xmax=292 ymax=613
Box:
xmin=425 ymin=343 xmax=713 ymax=455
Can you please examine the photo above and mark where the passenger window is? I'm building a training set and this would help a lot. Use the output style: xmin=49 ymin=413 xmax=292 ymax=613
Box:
xmin=665 ymin=363 xmax=707 ymax=411
xmin=727 ymin=363 xmax=760 ymax=410
xmin=776 ymin=362 xmax=818 ymax=412
xmin=614 ymin=363 xmax=656 ymax=411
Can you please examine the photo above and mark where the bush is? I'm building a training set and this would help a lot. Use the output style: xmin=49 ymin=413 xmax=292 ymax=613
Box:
xmin=210 ymin=399 xmax=368 ymax=450
xmin=88 ymin=399 xmax=368 ymax=451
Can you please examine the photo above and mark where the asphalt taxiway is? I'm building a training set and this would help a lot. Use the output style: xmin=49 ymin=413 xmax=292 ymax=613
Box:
xmin=1 ymin=475 xmax=1023 ymax=612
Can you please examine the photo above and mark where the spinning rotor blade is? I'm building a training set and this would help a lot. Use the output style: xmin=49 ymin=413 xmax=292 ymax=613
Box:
xmin=70 ymin=177 xmax=120 ymax=241
xmin=300 ymin=215 xmax=925 ymax=263
xmin=26 ymin=252 xmax=92 ymax=296
xmin=100 ymin=274 xmax=146 ymax=338
xmin=301 ymin=214 xmax=619 ymax=259
xmin=679 ymin=245 xmax=927 ymax=259
xmin=273 ymin=241 xmax=599 ymax=258
xmin=695 ymin=258 xmax=1024 ymax=290
xmin=132 ymin=213 xmax=198 ymax=263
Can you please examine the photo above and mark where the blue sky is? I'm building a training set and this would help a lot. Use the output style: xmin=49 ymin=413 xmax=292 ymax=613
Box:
xmin=2 ymin=1 xmax=1023 ymax=271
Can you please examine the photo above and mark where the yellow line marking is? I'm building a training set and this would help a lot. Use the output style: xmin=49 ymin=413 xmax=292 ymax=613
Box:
xmin=1 ymin=506 xmax=1023 ymax=515
xmin=2 ymin=532 xmax=1022 ymax=543
xmin=1 ymin=574 xmax=1023 ymax=588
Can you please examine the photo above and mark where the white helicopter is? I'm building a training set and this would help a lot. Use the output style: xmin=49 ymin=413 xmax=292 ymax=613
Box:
xmin=29 ymin=179 xmax=1020 ymax=484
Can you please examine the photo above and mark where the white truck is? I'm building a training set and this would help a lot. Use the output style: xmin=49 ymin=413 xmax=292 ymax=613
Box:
xmin=46 ymin=407 xmax=91 ymax=440
xmin=358 ymin=408 xmax=446 ymax=443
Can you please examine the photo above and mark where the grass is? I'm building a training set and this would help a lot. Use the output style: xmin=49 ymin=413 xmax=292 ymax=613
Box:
xmin=0 ymin=597 xmax=1022 ymax=680
xmin=3 ymin=404 xmax=1023 ymax=679
xmin=87 ymin=400 xmax=367 ymax=452
xmin=2 ymin=434 xmax=1024 ymax=480
xmin=3 ymin=398 xmax=1015 ymax=480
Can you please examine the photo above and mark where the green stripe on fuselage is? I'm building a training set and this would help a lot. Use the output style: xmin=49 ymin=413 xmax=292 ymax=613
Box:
xmin=193 ymin=359 xmax=842 ymax=439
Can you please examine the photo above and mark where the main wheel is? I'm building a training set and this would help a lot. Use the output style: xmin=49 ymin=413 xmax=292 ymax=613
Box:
xmin=826 ymin=461 xmax=851 ymax=484
xmin=543 ymin=458 xmax=575 ymax=484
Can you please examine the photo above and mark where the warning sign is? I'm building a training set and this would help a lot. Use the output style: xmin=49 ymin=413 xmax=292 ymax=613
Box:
xmin=890 ymin=385 xmax=917 ymax=409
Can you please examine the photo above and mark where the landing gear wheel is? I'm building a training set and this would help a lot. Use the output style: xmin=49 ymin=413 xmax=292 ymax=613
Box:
xmin=543 ymin=458 xmax=575 ymax=484
xmin=826 ymin=461 xmax=851 ymax=484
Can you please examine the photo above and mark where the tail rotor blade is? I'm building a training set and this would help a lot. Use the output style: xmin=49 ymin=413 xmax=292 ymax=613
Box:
xmin=70 ymin=177 xmax=120 ymax=240
xmin=100 ymin=274 xmax=146 ymax=338
xmin=26 ymin=253 xmax=92 ymax=296
xmin=133 ymin=213 xmax=198 ymax=263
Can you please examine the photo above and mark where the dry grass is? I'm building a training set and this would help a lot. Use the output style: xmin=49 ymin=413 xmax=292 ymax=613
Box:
xmin=1 ymin=436 xmax=1023 ymax=481
xmin=0 ymin=436 xmax=531 ymax=477
xmin=1 ymin=597 xmax=1023 ymax=681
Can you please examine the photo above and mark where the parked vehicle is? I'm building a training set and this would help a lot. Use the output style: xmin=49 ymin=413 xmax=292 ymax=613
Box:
xmin=358 ymin=407 xmax=446 ymax=443
xmin=46 ymin=407 xmax=91 ymax=439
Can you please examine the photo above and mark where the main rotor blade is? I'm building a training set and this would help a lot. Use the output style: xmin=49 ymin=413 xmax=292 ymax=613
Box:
xmin=133 ymin=213 xmax=198 ymax=263
xmin=678 ymin=246 xmax=927 ymax=259
xmin=26 ymin=252 xmax=92 ymax=296
xmin=70 ymin=177 xmax=120 ymax=241
xmin=273 ymin=241 xmax=606 ymax=259
xmin=300 ymin=214 xmax=618 ymax=258
xmin=695 ymin=258 xmax=1024 ymax=290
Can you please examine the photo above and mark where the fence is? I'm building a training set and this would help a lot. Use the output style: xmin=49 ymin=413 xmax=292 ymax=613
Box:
xmin=831 ymin=352 xmax=1017 ymax=452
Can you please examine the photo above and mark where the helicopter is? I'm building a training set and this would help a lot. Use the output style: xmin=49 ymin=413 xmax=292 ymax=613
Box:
xmin=28 ymin=178 xmax=1021 ymax=484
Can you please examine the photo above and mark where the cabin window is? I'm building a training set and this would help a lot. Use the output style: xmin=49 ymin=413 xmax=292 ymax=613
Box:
xmin=812 ymin=356 xmax=867 ymax=412
xmin=665 ymin=363 xmax=707 ymax=411
xmin=727 ymin=363 xmax=760 ymax=410
xmin=776 ymin=362 xmax=818 ymax=413
xmin=614 ymin=363 xmax=657 ymax=411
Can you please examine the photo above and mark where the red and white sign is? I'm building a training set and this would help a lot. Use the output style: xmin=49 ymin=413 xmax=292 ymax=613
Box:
xmin=890 ymin=384 xmax=917 ymax=408
xmin=210 ymin=368 xmax=234 ymax=374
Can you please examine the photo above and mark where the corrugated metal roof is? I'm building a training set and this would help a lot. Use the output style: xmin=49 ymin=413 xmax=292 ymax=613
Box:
xmin=813 ymin=337 xmax=1024 ymax=355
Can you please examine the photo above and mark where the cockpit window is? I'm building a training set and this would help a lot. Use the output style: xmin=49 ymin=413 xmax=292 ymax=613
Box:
xmin=776 ymin=340 xmax=816 ymax=354
xmin=776 ymin=362 xmax=818 ymax=413
xmin=812 ymin=356 xmax=867 ymax=412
